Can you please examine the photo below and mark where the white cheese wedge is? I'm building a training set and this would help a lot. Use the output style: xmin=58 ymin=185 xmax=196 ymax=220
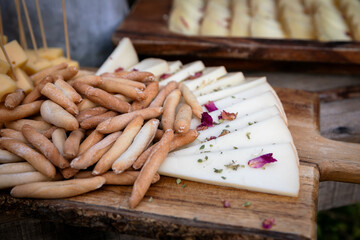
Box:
xmin=129 ymin=58 xmax=169 ymax=77
xmin=160 ymin=60 xmax=205 ymax=86
xmin=194 ymin=72 xmax=245 ymax=96
xmin=182 ymin=66 xmax=227 ymax=91
xmin=159 ymin=142 xmax=300 ymax=197
xmin=96 ymin=38 xmax=139 ymax=75
xmin=177 ymin=115 xmax=293 ymax=156
xmin=168 ymin=61 xmax=183 ymax=74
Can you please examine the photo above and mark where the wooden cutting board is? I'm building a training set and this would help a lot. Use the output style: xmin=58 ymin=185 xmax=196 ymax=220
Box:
xmin=0 ymin=88 xmax=359 ymax=240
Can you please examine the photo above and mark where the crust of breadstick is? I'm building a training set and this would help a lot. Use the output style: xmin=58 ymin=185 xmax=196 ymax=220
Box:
xmin=10 ymin=176 xmax=105 ymax=199
xmin=76 ymin=107 xmax=107 ymax=122
xmin=0 ymin=149 xmax=24 ymax=163
xmin=129 ymin=129 xmax=174 ymax=208
xmin=31 ymin=63 xmax=68 ymax=85
xmin=77 ymin=99 xmax=99 ymax=111
xmin=72 ymin=75 xmax=102 ymax=86
xmin=0 ymin=172 xmax=62 ymax=190
xmin=149 ymin=81 xmax=178 ymax=108
xmin=70 ymin=131 xmax=121 ymax=169
xmin=161 ymin=89 xmax=181 ymax=131
xmin=23 ymin=76 xmax=54 ymax=104
xmin=52 ymin=66 xmax=78 ymax=81
xmin=113 ymin=94 xmax=132 ymax=103
xmin=101 ymin=75 xmax=146 ymax=89
xmin=174 ymin=104 xmax=192 ymax=134
xmin=96 ymin=107 xmax=163 ymax=134
xmin=54 ymin=79 xmax=82 ymax=103
xmin=110 ymin=71 xmax=156 ymax=82
xmin=112 ymin=119 xmax=159 ymax=174
xmin=78 ymin=130 xmax=104 ymax=155
xmin=75 ymin=171 xmax=160 ymax=185
xmin=5 ymin=119 xmax=52 ymax=133
xmin=80 ymin=111 xmax=118 ymax=130
xmin=99 ymin=80 xmax=145 ymax=101
xmin=132 ymin=143 xmax=157 ymax=170
xmin=0 ymin=101 xmax=43 ymax=122
xmin=93 ymin=116 xmax=144 ymax=175
xmin=42 ymin=126 xmax=57 ymax=139
xmin=73 ymin=82 xmax=131 ymax=113
xmin=52 ymin=128 xmax=67 ymax=155
xmin=0 ymin=162 xmax=35 ymax=174
xmin=0 ymin=138 xmax=56 ymax=178
xmin=154 ymin=129 xmax=164 ymax=141
xmin=5 ymin=89 xmax=25 ymax=109
xmin=22 ymin=124 xmax=69 ymax=169
xmin=63 ymin=129 xmax=85 ymax=159
xmin=41 ymin=100 xmax=79 ymax=131
xmin=41 ymin=83 xmax=79 ymax=115
xmin=60 ymin=167 xmax=79 ymax=179
xmin=0 ymin=128 xmax=29 ymax=145
xmin=179 ymin=83 xmax=203 ymax=119
xmin=132 ymin=82 xmax=159 ymax=111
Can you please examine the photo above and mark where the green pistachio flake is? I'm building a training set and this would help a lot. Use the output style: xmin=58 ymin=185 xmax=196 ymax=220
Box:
xmin=226 ymin=125 xmax=230 ymax=128
xmin=246 ymin=132 xmax=251 ymax=139
xmin=233 ymin=146 xmax=238 ymax=149
xmin=219 ymin=119 xmax=224 ymax=123
xmin=198 ymin=159 xmax=203 ymax=163
xmin=224 ymin=162 xmax=240 ymax=171
xmin=200 ymin=145 xmax=205 ymax=150
xmin=231 ymin=96 xmax=235 ymax=98
xmin=221 ymin=176 xmax=226 ymax=180
xmin=176 ymin=178 xmax=182 ymax=184
xmin=205 ymin=156 xmax=208 ymax=160
xmin=241 ymin=165 xmax=245 ymax=168
xmin=243 ymin=201 xmax=251 ymax=207
xmin=182 ymin=183 xmax=187 ymax=188
xmin=210 ymin=144 xmax=213 ymax=147
xmin=214 ymin=168 xmax=223 ymax=173
xmin=148 ymin=197 xmax=153 ymax=202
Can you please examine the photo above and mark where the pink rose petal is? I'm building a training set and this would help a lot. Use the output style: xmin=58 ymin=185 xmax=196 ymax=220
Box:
xmin=262 ymin=218 xmax=275 ymax=229
xmin=204 ymin=101 xmax=218 ymax=112
xmin=114 ymin=67 xmax=124 ymax=73
xmin=196 ymin=112 xmax=213 ymax=131
xmin=188 ymin=71 xmax=203 ymax=80
xmin=160 ymin=73 xmax=172 ymax=80
xmin=248 ymin=153 xmax=277 ymax=168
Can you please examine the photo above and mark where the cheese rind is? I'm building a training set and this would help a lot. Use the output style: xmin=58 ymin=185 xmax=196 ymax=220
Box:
xmin=160 ymin=60 xmax=205 ymax=86
xmin=0 ymin=74 xmax=17 ymax=102
xmin=0 ymin=40 xmax=28 ymax=68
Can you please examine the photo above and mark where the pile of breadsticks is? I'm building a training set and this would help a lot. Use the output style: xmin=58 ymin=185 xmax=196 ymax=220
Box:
xmin=0 ymin=63 xmax=201 ymax=208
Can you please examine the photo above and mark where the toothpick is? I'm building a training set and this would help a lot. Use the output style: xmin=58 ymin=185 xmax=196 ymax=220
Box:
xmin=0 ymin=39 xmax=18 ymax=82
xmin=62 ymin=0 xmax=70 ymax=60
xmin=21 ymin=0 xmax=39 ymax=56
xmin=14 ymin=0 xmax=28 ymax=50
xmin=34 ymin=0 xmax=47 ymax=50
xmin=0 ymin=6 xmax=4 ymax=43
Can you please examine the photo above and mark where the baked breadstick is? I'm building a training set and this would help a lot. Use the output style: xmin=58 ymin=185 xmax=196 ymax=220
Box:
xmin=0 ymin=149 xmax=24 ymax=163
xmin=112 ymin=119 xmax=159 ymax=174
xmin=0 ymin=137 xmax=56 ymax=178
xmin=0 ymin=128 xmax=29 ymax=145
xmin=0 ymin=101 xmax=43 ymax=122
xmin=76 ymin=107 xmax=107 ymax=122
xmin=114 ymin=94 xmax=132 ymax=103
xmin=75 ymin=171 xmax=160 ymax=185
xmin=31 ymin=62 xmax=67 ymax=85
xmin=52 ymin=128 xmax=67 ymax=155
xmin=10 ymin=176 xmax=105 ymax=199
xmin=22 ymin=124 xmax=69 ymax=169
xmin=73 ymin=82 xmax=131 ymax=113
xmin=179 ymin=83 xmax=203 ymax=119
xmin=23 ymin=76 xmax=54 ymax=104
xmin=80 ymin=111 xmax=118 ymax=130
xmin=129 ymin=129 xmax=174 ymax=208
xmin=54 ymin=79 xmax=82 ymax=103
xmin=101 ymin=75 xmax=146 ymax=89
xmin=63 ymin=129 xmax=85 ymax=159
xmin=0 ymin=171 xmax=61 ymax=190
xmin=149 ymin=81 xmax=178 ymax=108
xmin=161 ymin=89 xmax=181 ymax=131
xmin=174 ymin=104 xmax=192 ymax=134
xmin=0 ymin=162 xmax=35 ymax=174
xmin=5 ymin=89 xmax=25 ymax=109
xmin=60 ymin=167 xmax=79 ymax=179
xmin=132 ymin=143 xmax=157 ymax=170
xmin=70 ymin=131 xmax=121 ymax=169
xmin=131 ymin=81 xmax=159 ymax=110
xmin=5 ymin=119 xmax=52 ymax=133
xmin=111 ymin=71 xmax=156 ymax=82
xmin=93 ymin=116 xmax=144 ymax=175
xmin=77 ymin=99 xmax=99 ymax=111
xmin=41 ymin=83 xmax=79 ymax=115
xmin=41 ymin=100 xmax=79 ymax=131
xmin=78 ymin=130 xmax=104 ymax=155
xmin=42 ymin=126 xmax=57 ymax=139
xmin=52 ymin=66 xmax=78 ymax=81
xmin=72 ymin=75 xmax=102 ymax=86
xmin=96 ymin=107 xmax=163 ymax=134
xmin=99 ymin=80 xmax=146 ymax=101
xmin=154 ymin=129 xmax=164 ymax=141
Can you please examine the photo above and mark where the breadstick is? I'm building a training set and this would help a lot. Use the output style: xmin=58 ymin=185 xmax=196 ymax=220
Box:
xmin=76 ymin=107 xmax=107 ymax=122
xmin=54 ymin=79 xmax=82 ymax=103
xmin=110 ymin=71 xmax=156 ymax=82
xmin=161 ymin=89 xmax=181 ymax=131
xmin=93 ymin=116 xmax=144 ymax=175
xmin=73 ymin=82 xmax=131 ymax=113
xmin=63 ymin=129 xmax=85 ymax=159
xmin=0 ymin=128 xmax=29 ymax=145
xmin=99 ymin=80 xmax=146 ymax=101
xmin=0 ymin=149 xmax=24 ymax=163
xmin=72 ymin=75 xmax=102 ymax=86
xmin=22 ymin=124 xmax=69 ymax=169
xmin=112 ymin=119 xmax=159 ymax=174
xmin=31 ymin=62 xmax=67 ymax=85
xmin=5 ymin=89 xmax=25 ymax=109
xmin=114 ymin=94 xmax=132 ymax=103
xmin=154 ymin=129 xmax=164 ymax=141
xmin=0 ymin=137 xmax=56 ymax=178
xmin=174 ymin=104 xmax=192 ymax=134
xmin=41 ymin=100 xmax=79 ymax=131
xmin=97 ymin=107 xmax=163 ymax=134
xmin=77 ymin=98 xmax=99 ymax=111
xmin=179 ymin=83 xmax=203 ymax=119
xmin=129 ymin=129 xmax=174 ymax=208
xmin=132 ymin=143 xmax=156 ymax=170
xmin=75 ymin=171 xmax=160 ymax=185
xmin=0 ymin=101 xmax=43 ymax=122
xmin=52 ymin=66 xmax=78 ymax=81
xmin=42 ymin=126 xmax=57 ymax=138
xmin=60 ymin=167 xmax=79 ymax=179
xmin=0 ymin=162 xmax=35 ymax=174
xmin=149 ymin=81 xmax=178 ymax=108
xmin=0 ymin=172 xmax=62 ymax=190
xmin=70 ymin=131 xmax=121 ymax=169
xmin=41 ymin=82 xmax=79 ymax=115
xmin=52 ymin=128 xmax=67 ymax=155
xmin=101 ymin=75 xmax=146 ymax=89
xmin=5 ymin=119 xmax=52 ymax=133
xmin=80 ymin=111 xmax=117 ymax=130
xmin=132 ymin=81 xmax=159 ymax=111
xmin=10 ymin=176 xmax=105 ymax=199
xmin=78 ymin=130 xmax=104 ymax=155
xmin=23 ymin=75 xmax=53 ymax=104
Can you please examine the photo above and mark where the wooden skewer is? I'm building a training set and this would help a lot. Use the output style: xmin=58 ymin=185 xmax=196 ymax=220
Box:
xmin=62 ymin=0 xmax=70 ymax=60
xmin=0 ymin=7 xmax=3 ymax=43
xmin=21 ymin=0 xmax=39 ymax=56
xmin=14 ymin=0 xmax=28 ymax=50
xmin=34 ymin=0 xmax=47 ymax=50
xmin=0 ymin=39 xmax=18 ymax=82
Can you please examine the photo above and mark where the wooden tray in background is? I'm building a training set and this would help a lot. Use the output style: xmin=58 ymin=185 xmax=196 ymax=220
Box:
xmin=113 ymin=0 xmax=360 ymax=74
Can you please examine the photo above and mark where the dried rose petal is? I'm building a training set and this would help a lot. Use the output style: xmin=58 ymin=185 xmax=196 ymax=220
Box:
xmin=248 ymin=153 xmax=277 ymax=168
xmin=206 ymin=136 xmax=216 ymax=141
xmin=132 ymin=68 xmax=139 ymax=72
xmin=220 ymin=110 xmax=238 ymax=121
xmin=204 ymin=101 xmax=218 ymax=112
xmin=196 ymin=112 xmax=213 ymax=131
xmin=196 ymin=125 xmax=208 ymax=131
xmin=262 ymin=218 xmax=275 ymax=229
xmin=188 ymin=71 xmax=203 ymax=80
xmin=219 ymin=129 xmax=230 ymax=137
xmin=223 ymin=200 xmax=231 ymax=208
xmin=160 ymin=73 xmax=172 ymax=80
xmin=180 ymin=16 xmax=189 ymax=29
xmin=114 ymin=67 xmax=124 ymax=73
